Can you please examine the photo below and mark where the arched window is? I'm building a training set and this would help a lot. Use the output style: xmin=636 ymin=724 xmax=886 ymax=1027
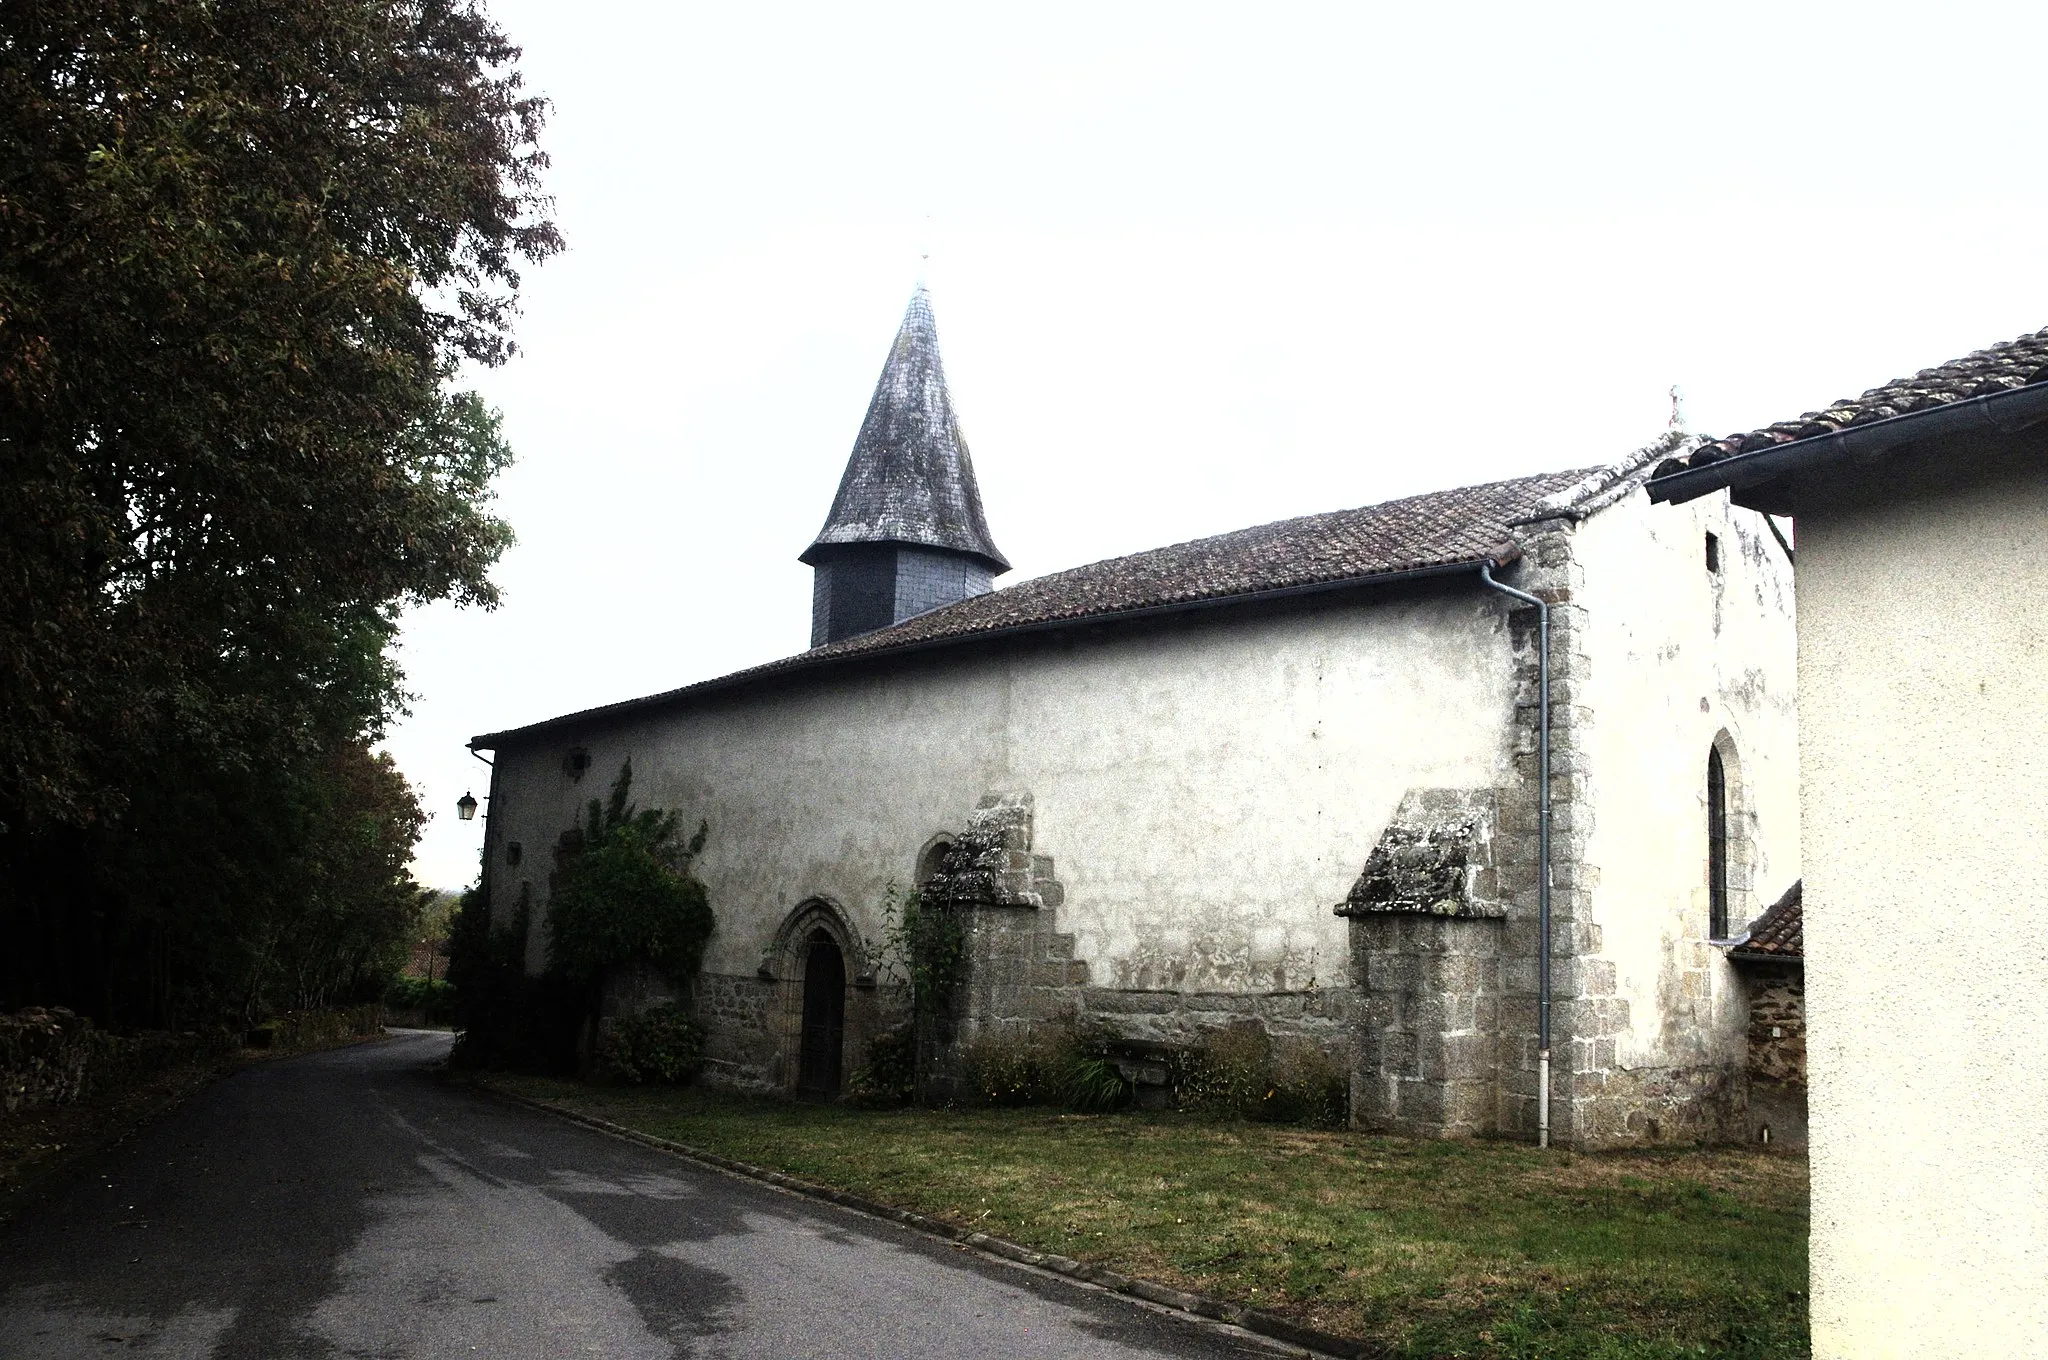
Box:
xmin=1707 ymin=745 xmax=1730 ymax=939
xmin=916 ymin=837 xmax=954 ymax=888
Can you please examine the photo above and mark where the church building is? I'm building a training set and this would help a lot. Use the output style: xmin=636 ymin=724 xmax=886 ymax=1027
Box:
xmin=471 ymin=288 xmax=1801 ymax=1149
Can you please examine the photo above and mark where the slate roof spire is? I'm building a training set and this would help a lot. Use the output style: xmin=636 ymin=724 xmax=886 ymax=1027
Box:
xmin=801 ymin=286 xmax=1009 ymax=572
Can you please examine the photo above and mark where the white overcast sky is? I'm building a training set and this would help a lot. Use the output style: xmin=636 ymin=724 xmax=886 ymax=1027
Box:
xmin=392 ymin=0 xmax=2048 ymax=889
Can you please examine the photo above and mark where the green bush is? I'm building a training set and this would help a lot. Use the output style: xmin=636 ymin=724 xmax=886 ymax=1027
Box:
xmin=446 ymin=764 xmax=714 ymax=1075
xmin=961 ymin=1025 xmax=1133 ymax=1111
xmin=847 ymin=1023 xmax=917 ymax=1107
xmin=595 ymin=1005 xmax=704 ymax=1085
xmin=384 ymin=975 xmax=455 ymax=1021
xmin=1174 ymin=1023 xmax=1348 ymax=1126
xmin=546 ymin=762 xmax=713 ymax=988
xmin=1062 ymin=1054 xmax=1133 ymax=1112
xmin=253 ymin=1004 xmax=386 ymax=1052
xmin=962 ymin=1030 xmax=1050 ymax=1106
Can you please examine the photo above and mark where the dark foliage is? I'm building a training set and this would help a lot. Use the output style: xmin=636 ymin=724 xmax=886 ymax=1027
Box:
xmin=0 ymin=0 xmax=557 ymax=1024
xmin=960 ymin=1026 xmax=1135 ymax=1112
xmin=1172 ymin=1024 xmax=1349 ymax=1127
xmin=545 ymin=762 xmax=712 ymax=989
xmin=444 ymin=884 xmax=582 ymax=1074
xmin=384 ymin=975 xmax=454 ymax=1024
xmin=595 ymin=1005 xmax=704 ymax=1086
xmin=846 ymin=1023 xmax=917 ymax=1107
xmin=447 ymin=762 xmax=714 ymax=1076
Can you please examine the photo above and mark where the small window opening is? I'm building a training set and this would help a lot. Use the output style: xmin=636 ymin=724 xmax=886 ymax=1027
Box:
xmin=917 ymin=838 xmax=954 ymax=888
xmin=1705 ymin=531 xmax=1722 ymax=575
xmin=564 ymin=747 xmax=592 ymax=781
xmin=1707 ymin=745 xmax=1729 ymax=938
xmin=506 ymin=841 xmax=523 ymax=867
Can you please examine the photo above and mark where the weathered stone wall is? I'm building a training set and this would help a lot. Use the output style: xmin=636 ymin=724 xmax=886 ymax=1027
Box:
xmin=1081 ymin=985 xmax=1355 ymax=1052
xmin=1737 ymin=962 xmax=1806 ymax=1150
xmin=1340 ymin=787 xmax=1507 ymax=1137
xmin=1477 ymin=461 xmax=1799 ymax=1150
xmin=694 ymin=898 xmax=898 ymax=1095
xmin=694 ymin=970 xmax=779 ymax=1090
xmin=1743 ymin=965 xmax=1805 ymax=1086
xmin=917 ymin=793 xmax=1083 ymax=1096
xmin=483 ymin=584 xmax=1516 ymax=1024
xmin=1349 ymin=914 xmax=1503 ymax=1136
xmin=1598 ymin=1063 xmax=1742 ymax=1144
xmin=1335 ymin=467 xmax=1789 ymax=1151
xmin=1567 ymin=470 xmax=1799 ymax=1149
xmin=924 ymin=793 xmax=1360 ymax=1099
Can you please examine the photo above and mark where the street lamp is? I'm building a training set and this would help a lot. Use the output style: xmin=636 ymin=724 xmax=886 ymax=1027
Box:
xmin=456 ymin=791 xmax=478 ymax=821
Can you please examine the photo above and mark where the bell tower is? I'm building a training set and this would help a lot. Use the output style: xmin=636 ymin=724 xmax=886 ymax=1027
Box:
xmin=801 ymin=287 xmax=1008 ymax=647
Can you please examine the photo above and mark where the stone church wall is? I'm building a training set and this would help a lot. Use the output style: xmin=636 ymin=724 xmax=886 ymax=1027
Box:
xmin=477 ymin=484 xmax=1797 ymax=1148
xmin=1334 ymin=481 xmax=1797 ymax=1149
xmin=1738 ymin=963 xmax=1806 ymax=1150
xmin=1539 ymin=484 xmax=1797 ymax=1147
xmin=481 ymin=584 xmax=1518 ymax=1094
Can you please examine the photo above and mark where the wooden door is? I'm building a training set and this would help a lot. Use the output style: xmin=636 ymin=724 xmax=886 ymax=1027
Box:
xmin=797 ymin=931 xmax=845 ymax=1096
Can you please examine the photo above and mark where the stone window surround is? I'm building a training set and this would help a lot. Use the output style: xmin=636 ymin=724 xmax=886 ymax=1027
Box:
xmin=1706 ymin=727 xmax=1757 ymax=940
xmin=759 ymin=897 xmax=873 ymax=1092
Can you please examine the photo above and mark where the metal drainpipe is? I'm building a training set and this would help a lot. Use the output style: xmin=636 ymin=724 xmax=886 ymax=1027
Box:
xmin=1478 ymin=561 xmax=1552 ymax=1149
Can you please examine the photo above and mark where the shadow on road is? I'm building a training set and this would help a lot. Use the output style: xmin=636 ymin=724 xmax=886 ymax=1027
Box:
xmin=0 ymin=1031 xmax=1268 ymax=1359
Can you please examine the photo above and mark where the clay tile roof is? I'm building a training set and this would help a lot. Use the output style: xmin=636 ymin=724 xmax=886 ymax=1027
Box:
xmin=1669 ymin=327 xmax=2048 ymax=472
xmin=797 ymin=466 xmax=1595 ymax=659
xmin=801 ymin=287 xmax=1009 ymax=572
xmin=1730 ymin=880 xmax=1803 ymax=963
xmin=472 ymin=467 xmax=1596 ymax=747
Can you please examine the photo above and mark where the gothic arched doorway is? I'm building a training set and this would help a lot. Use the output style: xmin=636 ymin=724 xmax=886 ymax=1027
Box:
xmin=797 ymin=929 xmax=846 ymax=1096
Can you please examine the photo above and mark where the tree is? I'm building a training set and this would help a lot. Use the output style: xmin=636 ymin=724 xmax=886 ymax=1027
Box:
xmin=0 ymin=0 xmax=558 ymax=1022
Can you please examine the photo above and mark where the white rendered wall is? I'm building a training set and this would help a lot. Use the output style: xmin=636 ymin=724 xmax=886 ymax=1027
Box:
xmin=1799 ymin=470 xmax=2048 ymax=1359
xmin=484 ymin=590 xmax=1519 ymax=994
xmin=1575 ymin=490 xmax=1799 ymax=1076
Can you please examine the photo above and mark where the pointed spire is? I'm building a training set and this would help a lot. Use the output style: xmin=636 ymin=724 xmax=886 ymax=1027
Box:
xmin=801 ymin=287 xmax=1009 ymax=572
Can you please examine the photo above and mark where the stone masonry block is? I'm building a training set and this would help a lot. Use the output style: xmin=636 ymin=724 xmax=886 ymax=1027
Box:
xmin=1443 ymin=1080 xmax=1496 ymax=1128
xmin=1420 ymin=954 xmax=1485 ymax=992
xmin=1397 ymin=1079 xmax=1449 ymax=1126
xmin=1579 ymin=957 xmax=1616 ymax=996
xmin=1441 ymin=1032 xmax=1496 ymax=1082
xmin=1367 ymin=954 xmax=1422 ymax=993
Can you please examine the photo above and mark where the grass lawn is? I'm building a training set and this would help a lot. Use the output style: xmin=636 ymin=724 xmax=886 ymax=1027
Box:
xmin=479 ymin=1076 xmax=1808 ymax=1360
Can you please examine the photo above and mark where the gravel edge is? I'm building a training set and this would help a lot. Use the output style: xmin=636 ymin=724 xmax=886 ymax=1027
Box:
xmin=475 ymin=1084 xmax=1392 ymax=1360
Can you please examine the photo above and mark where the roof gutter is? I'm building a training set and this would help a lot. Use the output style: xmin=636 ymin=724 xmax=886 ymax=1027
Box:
xmin=1726 ymin=948 xmax=1803 ymax=966
xmin=470 ymin=551 xmax=1519 ymax=751
xmin=1647 ymin=381 xmax=2048 ymax=506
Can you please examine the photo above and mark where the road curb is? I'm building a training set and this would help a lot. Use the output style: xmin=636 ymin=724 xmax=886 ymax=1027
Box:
xmin=475 ymin=1084 xmax=1390 ymax=1360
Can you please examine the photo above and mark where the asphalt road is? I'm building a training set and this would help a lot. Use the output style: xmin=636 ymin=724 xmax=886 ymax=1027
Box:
xmin=0 ymin=1030 xmax=1285 ymax=1360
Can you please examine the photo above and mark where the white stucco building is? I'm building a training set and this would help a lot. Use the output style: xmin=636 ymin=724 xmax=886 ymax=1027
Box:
xmin=473 ymin=289 xmax=1800 ymax=1149
xmin=1651 ymin=328 xmax=2048 ymax=1357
